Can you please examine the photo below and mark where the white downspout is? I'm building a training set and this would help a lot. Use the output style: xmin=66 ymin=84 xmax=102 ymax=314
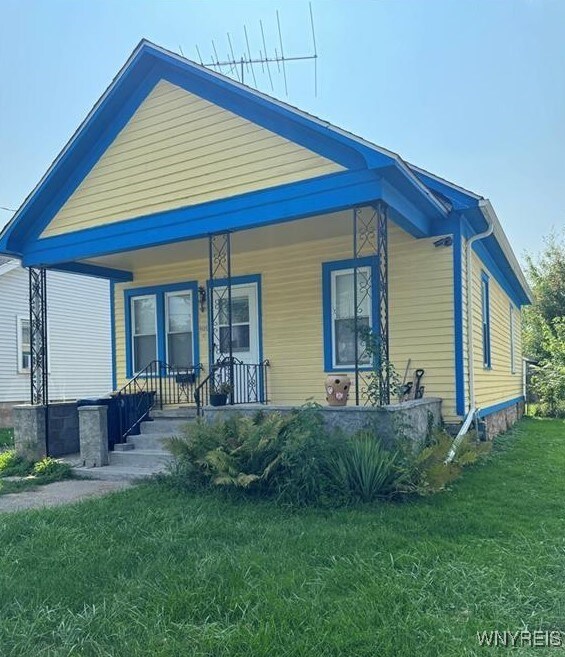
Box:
xmin=445 ymin=202 xmax=494 ymax=464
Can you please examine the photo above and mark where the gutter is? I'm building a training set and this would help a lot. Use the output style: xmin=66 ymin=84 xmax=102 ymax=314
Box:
xmin=445 ymin=203 xmax=494 ymax=463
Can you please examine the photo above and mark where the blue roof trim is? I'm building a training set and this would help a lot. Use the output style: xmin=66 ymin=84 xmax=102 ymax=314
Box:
xmin=1 ymin=40 xmax=450 ymax=261
xmin=51 ymin=261 xmax=133 ymax=282
xmin=22 ymin=170 xmax=383 ymax=266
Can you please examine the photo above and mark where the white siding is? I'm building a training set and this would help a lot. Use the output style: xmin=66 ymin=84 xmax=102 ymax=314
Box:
xmin=0 ymin=265 xmax=112 ymax=402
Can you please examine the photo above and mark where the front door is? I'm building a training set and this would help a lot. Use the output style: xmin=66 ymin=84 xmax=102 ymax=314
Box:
xmin=211 ymin=282 xmax=261 ymax=402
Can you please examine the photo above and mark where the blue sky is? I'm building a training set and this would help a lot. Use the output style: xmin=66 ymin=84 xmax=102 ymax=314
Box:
xmin=0 ymin=0 xmax=563 ymax=260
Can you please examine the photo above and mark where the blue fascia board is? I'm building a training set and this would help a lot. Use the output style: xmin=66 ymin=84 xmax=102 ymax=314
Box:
xmin=380 ymin=177 xmax=432 ymax=238
xmin=476 ymin=395 xmax=524 ymax=419
xmin=124 ymin=279 xmax=200 ymax=379
xmin=50 ymin=261 xmax=133 ymax=282
xmin=411 ymin=168 xmax=482 ymax=212
xmin=22 ymin=170 xmax=384 ymax=266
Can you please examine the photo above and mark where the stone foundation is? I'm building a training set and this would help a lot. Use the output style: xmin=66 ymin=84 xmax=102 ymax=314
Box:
xmin=203 ymin=398 xmax=443 ymax=449
xmin=482 ymin=399 xmax=525 ymax=440
xmin=0 ymin=402 xmax=17 ymax=429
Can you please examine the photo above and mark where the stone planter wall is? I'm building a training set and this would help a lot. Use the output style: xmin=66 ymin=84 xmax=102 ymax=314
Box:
xmin=203 ymin=398 xmax=443 ymax=449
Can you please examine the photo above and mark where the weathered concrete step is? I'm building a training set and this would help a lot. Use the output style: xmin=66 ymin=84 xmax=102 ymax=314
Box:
xmin=127 ymin=434 xmax=175 ymax=450
xmin=73 ymin=464 xmax=164 ymax=482
xmin=140 ymin=419 xmax=189 ymax=435
xmin=114 ymin=443 xmax=135 ymax=451
xmin=151 ymin=407 xmax=197 ymax=420
xmin=109 ymin=449 xmax=173 ymax=469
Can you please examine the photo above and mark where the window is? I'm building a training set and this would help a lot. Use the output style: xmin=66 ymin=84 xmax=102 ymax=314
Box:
xmin=17 ymin=316 xmax=31 ymax=373
xmin=125 ymin=282 xmax=199 ymax=377
xmin=322 ymin=258 xmax=376 ymax=371
xmin=509 ymin=303 xmax=516 ymax=374
xmin=131 ymin=295 xmax=157 ymax=372
xmin=165 ymin=291 xmax=193 ymax=368
xmin=481 ymin=272 xmax=491 ymax=368
xmin=218 ymin=296 xmax=250 ymax=353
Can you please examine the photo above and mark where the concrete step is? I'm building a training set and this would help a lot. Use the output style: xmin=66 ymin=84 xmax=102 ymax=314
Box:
xmin=140 ymin=419 xmax=189 ymax=435
xmin=151 ymin=407 xmax=197 ymax=420
xmin=114 ymin=443 xmax=135 ymax=451
xmin=109 ymin=449 xmax=173 ymax=469
xmin=73 ymin=464 xmax=165 ymax=482
xmin=127 ymin=434 xmax=174 ymax=450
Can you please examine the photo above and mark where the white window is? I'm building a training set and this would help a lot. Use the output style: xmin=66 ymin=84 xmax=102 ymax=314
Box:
xmin=331 ymin=267 xmax=372 ymax=368
xmin=131 ymin=295 xmax=157 ymax=373
xmin=17 ymin=316 xmax=31 ymax=373
xmin=218 ymin=295 xmax=251 ymax=354
xmin=165 ymin=290 xmax=194 ymax=368
xmin=510 ymin=304 xmax=516 ymax=374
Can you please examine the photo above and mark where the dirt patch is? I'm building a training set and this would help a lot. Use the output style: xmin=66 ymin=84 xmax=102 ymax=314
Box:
xmin=0 ymin=479 xmax=131 ymax=513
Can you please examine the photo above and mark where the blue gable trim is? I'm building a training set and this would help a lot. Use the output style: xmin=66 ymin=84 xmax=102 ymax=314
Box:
xmin=22 ymin=170 xmax=383 ymax=266
xmin=321 ymin=256 xmax=379 ymax=373
xmin=124 ymin=280 xmax=200 ymax=378
xmin=51 ymin=261 xmax=133 ymax=282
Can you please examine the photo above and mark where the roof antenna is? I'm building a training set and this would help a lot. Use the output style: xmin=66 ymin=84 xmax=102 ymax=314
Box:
xmin=188 ymin=4 xmax=318 ymax=96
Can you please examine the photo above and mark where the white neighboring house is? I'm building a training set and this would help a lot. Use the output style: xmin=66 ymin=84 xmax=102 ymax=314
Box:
xmin=0 ymin=256 xmax=112 ymax=427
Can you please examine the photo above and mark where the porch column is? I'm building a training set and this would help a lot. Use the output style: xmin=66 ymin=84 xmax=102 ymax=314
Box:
xmin=352 ymin=203 xmax=390 ymax=406
xmin=208 ymin=232 xmax=234 ymax=403
xmin=23 ymin=267 xmax=49 ymax=456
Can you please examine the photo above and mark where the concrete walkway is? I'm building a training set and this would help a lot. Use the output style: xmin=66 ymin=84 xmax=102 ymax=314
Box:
xmin=0 ymin=479 xmax=131 ymax=514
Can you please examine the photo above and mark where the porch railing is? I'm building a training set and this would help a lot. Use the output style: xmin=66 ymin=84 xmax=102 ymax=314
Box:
xmin=195 ymin=357 xmax=270 ymax=416
xmin=115 ymin=360 xmax=203 ymax=442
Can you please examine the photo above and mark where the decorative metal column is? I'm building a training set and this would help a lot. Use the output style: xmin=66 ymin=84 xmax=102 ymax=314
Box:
xmin=376 ymin=202 xmax=390 ymax=405
xmin=352 ymin=203 xmax=390 ymax=406
xmin=29 ymin=267 xmax=49 ymax=406
xmin=208 ymin=232 xmax=234 ymax=402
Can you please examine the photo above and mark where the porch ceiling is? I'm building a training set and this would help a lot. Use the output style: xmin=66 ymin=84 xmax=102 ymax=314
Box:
xmin=79 ymin=209 xmax=357 ymax=274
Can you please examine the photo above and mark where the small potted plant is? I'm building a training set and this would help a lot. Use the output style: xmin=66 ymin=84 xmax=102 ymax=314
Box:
xmin=210 ymin=381 xmax=232 ymax=407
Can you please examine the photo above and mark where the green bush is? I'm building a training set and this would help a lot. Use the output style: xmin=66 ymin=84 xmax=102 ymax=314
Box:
xmin=33 ymin=457 xmax=72 ymax=482
xmin=0 ymin=450 xmax=33 ymax=477
xmin=166 ymin=405 xmax=339 ymax=505
xmin=166 ymin=406 xmax=417 ymax=506
xmin=327 ymin=431 xmax=404 ymax=502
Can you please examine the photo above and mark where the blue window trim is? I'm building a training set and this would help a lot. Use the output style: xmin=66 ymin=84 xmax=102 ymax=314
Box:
xmin=124 ymin=280 xmax=200 ymax=378
xmin=206 ymin=274 xmax=263 ymax=367
xmin=322 ymin=256 xmax=379 ymax=373
xmin=481 ymin=271 xmax=491 ymax=369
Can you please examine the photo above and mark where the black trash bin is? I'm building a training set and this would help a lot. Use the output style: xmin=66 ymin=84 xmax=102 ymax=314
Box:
xmin=77 ymin=396 xmax=120 ymax=451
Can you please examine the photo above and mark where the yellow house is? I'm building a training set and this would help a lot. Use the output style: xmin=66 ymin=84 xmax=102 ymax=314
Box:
xmin=0 ymin=41 xmax=531 ymax=443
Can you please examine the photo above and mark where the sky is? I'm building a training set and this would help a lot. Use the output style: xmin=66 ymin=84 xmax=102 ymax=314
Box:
xmin=0 ymin=0 xmax=564 ymax=262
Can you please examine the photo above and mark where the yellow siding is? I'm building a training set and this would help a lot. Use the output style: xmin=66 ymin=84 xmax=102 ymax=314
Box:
xmin=113 ymin=216 xmax=458 ymax=418
xmin=42 ymin=80 xmax=343 ymax=238
xmin=468 ymin=250 xmax=523 ymax=410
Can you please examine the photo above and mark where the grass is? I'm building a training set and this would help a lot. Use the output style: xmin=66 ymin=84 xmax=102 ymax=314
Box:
xmin=0 ymin=427 xmax=14 ymax=449
xmin=0 ymin=417 xmax=563 ymax=656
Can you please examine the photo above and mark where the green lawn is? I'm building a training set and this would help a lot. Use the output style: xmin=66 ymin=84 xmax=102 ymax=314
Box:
xmin=0 ymin=418 xmax=564 ymax=656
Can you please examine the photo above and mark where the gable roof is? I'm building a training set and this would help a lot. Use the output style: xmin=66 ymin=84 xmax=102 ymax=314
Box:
xmin=0 ymin=39 xmax=530 ymax=303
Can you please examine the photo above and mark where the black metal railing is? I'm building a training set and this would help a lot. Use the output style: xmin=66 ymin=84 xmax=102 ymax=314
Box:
xmin=195 ymin=357 xmax=270 ymax=415
xmin=115 ymin=360 xmax=203 ymax=442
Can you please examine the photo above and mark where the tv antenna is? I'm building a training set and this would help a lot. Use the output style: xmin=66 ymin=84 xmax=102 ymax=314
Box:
xmin=189 ymin=3 xmax=318 ymax=96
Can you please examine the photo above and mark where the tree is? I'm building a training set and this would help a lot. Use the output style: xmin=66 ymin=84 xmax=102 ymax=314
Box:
xmin=523 ymin=231 xmax=565 ymax=416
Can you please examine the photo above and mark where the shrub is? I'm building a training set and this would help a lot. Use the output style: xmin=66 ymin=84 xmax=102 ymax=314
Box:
xmin=166 ymin=405 xmax=338 ymax=505
xmin=0 ymin=450 xmax=33 ymax=477
xmin=327 ymin=431 xmax=404 ymax=502
xmin=33 ymin=457 xmax=72 ymax=482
